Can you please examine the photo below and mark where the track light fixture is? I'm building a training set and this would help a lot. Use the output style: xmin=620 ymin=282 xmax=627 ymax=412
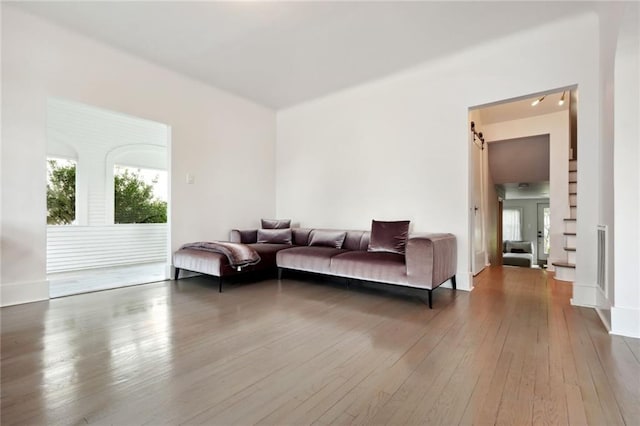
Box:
xmin=531 ymin=96 xmax=545 ymax=106
xmin=558 ymin=91 xmax=566 ymax=106
xmin=470 ymin=121 xmax=485 ymax=150
xmin=531 ymin=91 xmax=568 ymax=107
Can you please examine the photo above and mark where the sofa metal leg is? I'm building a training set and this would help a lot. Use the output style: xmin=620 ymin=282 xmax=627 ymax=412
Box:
xmin=219 ymin=277 xmax=223 ymax=293
xmin=277 ymin=268 xmax=283 ymax=281
xmin=427 ymin=290 xmax=433 ymax=309
xmin=174 ymin=268 xmax=180 ymax=281
xmin=451 ymin=275 xmax=457 ymax=290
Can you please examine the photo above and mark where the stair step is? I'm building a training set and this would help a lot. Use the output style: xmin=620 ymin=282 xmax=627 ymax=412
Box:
xmin=569 ymin=180 xmax=577 ymax=184
xmin=553 ymin=261 xmax=576 ymax=269
xmin=563 ymin=232 xmax=576 ymax=236
xmin=564 ymin=218 xmax=576 ymax=222
xmin=569 ymin=192 xmax=577 ymax=195
xmin=564 ymin=247 xmax=576 ymax=251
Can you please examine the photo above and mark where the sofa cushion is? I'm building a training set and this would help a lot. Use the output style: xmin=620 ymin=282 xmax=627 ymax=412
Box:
xmin=330 ymin=251 xmax=408 ymax=285
xmin=368 ymin=220 xmax=410 ymax=255
xmin=261 ymin=218 xmax=291 ymax=229
xmin=229 ymin=229 xmax=258 ymax=244
xmin=257 ymin=228 xmax=292 ymax=245
xmin=292 ymin=228 xmax=312 ymax=246
xmin=308 ymin=230 xmax=347 ymax=249
xmin=248 ymin=243 xmax=293 ymax=267
xmin=173 ymin=248 xmax=256 ymax=277
xmin=342 ymin=230 xmax=371 ymax=251
xmin=277 ymin=246 xmax=347 ymax=274
xmin=174 ymin=248 xmax=228 ymax=276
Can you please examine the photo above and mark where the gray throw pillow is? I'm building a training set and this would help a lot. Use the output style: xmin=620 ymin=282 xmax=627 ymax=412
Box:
xmin=261 ymin=218 xmax=291 ymax=229
xmin=257 ymin=228 xmax=292 ymax=244
xmin=308 ymin=230 xmax=347 ymax=249
xmin=368 ymin=220 xmax=410 ymax=255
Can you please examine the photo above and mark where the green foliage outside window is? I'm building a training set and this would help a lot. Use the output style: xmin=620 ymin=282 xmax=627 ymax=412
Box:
xmin=114 ymin=169 xmax=167 ymax=224
xmin=47 ymin=160 xmax=167 ymax=225
xmin=47 ymin=159 xmax=76 ymax=225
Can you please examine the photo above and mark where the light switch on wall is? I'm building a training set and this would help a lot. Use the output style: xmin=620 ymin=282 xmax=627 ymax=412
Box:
xmin=186 ymin=173 xmax=194 ymax=184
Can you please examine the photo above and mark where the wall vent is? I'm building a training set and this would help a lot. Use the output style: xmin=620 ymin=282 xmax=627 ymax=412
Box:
xmin=597 ymin=225 xmax=607 ymax=293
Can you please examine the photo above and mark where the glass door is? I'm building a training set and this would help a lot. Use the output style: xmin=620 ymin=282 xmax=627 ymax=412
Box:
xmin=537 ymin=203 xmax=550 ymax=265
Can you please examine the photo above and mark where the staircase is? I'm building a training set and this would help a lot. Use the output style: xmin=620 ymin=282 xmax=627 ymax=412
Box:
xmin=553 ymin=159 xmax=577 ymax=281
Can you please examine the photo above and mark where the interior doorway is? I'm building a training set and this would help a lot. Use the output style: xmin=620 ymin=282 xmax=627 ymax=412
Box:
xmin=46 ymin=98 xmax=171 ymax=297
xmin=469 ymin=88 xmax=574 ymax=274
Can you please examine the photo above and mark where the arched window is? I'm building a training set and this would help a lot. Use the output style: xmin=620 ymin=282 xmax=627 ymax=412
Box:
xmin=113 ymin=164 xmax=167 ymax=224
xmin=47 ymin=157 xmax=77 ymax=225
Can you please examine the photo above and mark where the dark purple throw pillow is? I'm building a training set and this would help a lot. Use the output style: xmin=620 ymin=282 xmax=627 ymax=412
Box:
xmin=261 ymin=218 xmax=291 ymax=229
xmin=239 ymin=229 xmax=258 ymax=243
xmin=368 ymin=220 xmax=410 ymax=255
xmin=308 ymin=230 xmax=347 ymax=249
xmin=257 ymin=228 xmax=292 ymax=244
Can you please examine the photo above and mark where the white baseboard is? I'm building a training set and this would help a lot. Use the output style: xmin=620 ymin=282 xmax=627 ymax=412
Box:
xmin=611 ymin=306 xmax=640 ymax=338
xmin=460 ymin=271 xmax=474 ymax=291
xmin=596 ymin=308 xmax=612 ymax=332
xmin=1 ymin=279 xmax=49 ymax=307
xmin=570 ymin=281 xmax=597 ymax=307
xmin=175 ymin=270 xmax=200 ymax=279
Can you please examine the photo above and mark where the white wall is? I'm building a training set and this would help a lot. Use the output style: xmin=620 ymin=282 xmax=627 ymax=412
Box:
xmin=613 ymin=4 xmax=640 ymax=338
xmin=482 ymin=111 xmax=569 ymax=272
xmin=277 ymin=14 xmax=599 ymax=291
xmin=1 ymin=7 xmax=276 ymax=306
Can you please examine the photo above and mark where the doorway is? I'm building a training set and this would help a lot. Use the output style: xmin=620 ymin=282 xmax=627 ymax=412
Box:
xmin=537 ymin=202 xmax=550 ymax=266
xmin=469 ymin=88 xmax=573 ymax=273
xmin=46 ymin=98 xmax=171 ymax=297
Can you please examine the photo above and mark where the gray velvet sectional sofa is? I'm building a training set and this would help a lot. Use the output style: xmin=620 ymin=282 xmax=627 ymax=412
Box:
xmin=173 ymin=224 xmax=457 ymax=308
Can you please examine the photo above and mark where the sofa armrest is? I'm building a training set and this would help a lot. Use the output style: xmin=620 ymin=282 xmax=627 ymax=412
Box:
xmin=406 ymin=233 xmax=457 ymax=290
xmin=229 ymin=229 xmax=258 ymax=244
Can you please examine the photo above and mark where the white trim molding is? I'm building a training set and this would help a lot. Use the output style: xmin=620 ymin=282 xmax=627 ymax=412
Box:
xmin=611 ymin=306 xmax=640 ymax=338
xmin=1 ymin=279 xmax=49 ymax=307
xmin=570 ymin=281 xmax=598 ymax=307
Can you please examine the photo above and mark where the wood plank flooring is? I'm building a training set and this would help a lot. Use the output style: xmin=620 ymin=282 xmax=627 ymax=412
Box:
xmin=1 ymin=266 xmax=638 ymax=425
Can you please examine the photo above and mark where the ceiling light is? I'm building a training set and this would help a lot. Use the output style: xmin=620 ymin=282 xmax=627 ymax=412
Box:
xmin=558 ymin=91 xmax=566 ymax=106
xmin=518 ymin=182 xmax=529 ymax=188
xmin=531 ymin=96 xmax=545 ymax=106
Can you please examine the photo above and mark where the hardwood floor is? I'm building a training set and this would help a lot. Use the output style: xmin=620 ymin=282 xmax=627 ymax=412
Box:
xmin=1 ymin=267 xmax=638 ymax=425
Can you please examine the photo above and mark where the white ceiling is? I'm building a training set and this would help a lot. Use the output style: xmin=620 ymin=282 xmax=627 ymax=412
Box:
xmin=10 ymin=1 xmax=596 ymax=109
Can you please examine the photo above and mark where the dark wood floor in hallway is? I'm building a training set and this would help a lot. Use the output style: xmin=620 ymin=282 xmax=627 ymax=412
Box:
xmin=1 ymin=267 xmax=638 ymax=425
